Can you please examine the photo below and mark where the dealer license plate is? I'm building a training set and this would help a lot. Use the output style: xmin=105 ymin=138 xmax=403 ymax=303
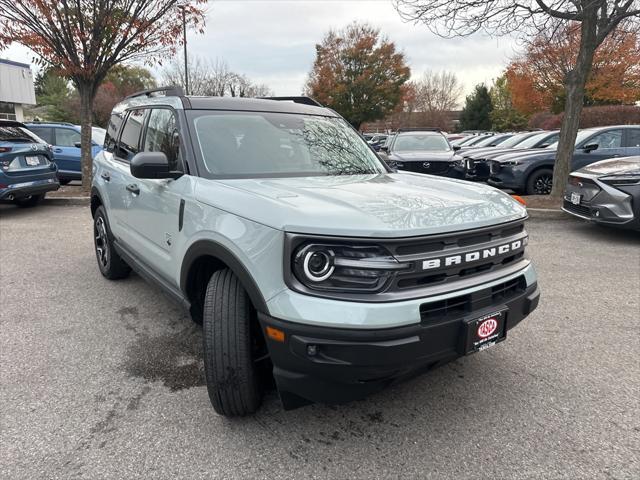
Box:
xmin=570 ymin=192 xmax=581 ymax=205
xmin=25 ymin=156 xmax=40 ymax=166
xmin=464 ymin=310 xmax=506 ymax=354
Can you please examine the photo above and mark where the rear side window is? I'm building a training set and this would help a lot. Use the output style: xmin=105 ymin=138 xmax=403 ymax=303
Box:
xmin=143 ymin=109 xmax=181 ymax=170
xmin=116 ymin=109 xmax=145 ymax=162
xmin=28 ymin=127 xmax=54 ymax=144
xmin=55 ymin=128 xmax=81 ymax=147
xmin=105 ymin=113 xmax=124 ymax=153
xmin=625 ymin=129 xmax=640 ymax=148
xmin=0 ymin=126 xmax=38 ymax=143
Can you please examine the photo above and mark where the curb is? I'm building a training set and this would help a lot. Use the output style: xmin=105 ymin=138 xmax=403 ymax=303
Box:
xmin=44 ymin=196 xmax=90 ymax=206
xmin=526 ymin=207 xmax=567 ymax=219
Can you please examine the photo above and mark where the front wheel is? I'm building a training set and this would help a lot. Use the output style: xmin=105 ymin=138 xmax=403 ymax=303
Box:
xmin=93 ymin=206 xmax=131 ymax=280
xmin=203 ymin=269 xmax=264 ymax=416
xmin=14 ymin=194 xmax=44 ymax=207
xmin=526 ymin=168 xmax=553 ymax=195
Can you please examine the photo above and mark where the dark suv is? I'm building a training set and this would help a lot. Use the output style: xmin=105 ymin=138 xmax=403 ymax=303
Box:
xmin=382 ymin=129 xmax=463 ymax=178
xmin=488 ymin=125 xmax=640 ymax=195
xmin=0 ymin=120 xmax=59 ymax=206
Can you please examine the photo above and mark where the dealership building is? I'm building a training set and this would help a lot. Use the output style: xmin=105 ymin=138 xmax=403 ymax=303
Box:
xmin=0 ymin=58 xmax=36 ymax=122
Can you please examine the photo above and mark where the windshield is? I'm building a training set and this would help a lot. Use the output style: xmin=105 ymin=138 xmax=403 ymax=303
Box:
xmin=498 ymin=132 xmax=536 ymax=148
xmin=474 ymin=134 xmax=512 ymax=147
xmin=92 ymin=127 xmax=106 ymax=147
xmin=452 ymin=136 xmax=475 ymax=146
xmin=516 ymin=132 xmax=555 ymax=149
xmin=392 ymin=134 xmax=450 ymax=152
xmin=189 ymin=112 xmax=387 ymax=178
xmin=546 ymin=130 xmax=594 ymax=150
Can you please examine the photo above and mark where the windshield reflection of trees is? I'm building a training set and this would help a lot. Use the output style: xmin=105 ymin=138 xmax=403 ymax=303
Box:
xmin=288 ymin=118 xmax=385 ymax=176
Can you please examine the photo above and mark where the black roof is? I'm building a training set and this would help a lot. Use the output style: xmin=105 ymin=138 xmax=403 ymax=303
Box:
xmin=184 ymin=96 xmax=337 ymax=116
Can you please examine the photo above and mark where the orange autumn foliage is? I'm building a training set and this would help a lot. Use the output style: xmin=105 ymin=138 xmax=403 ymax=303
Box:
xmin=506 ymin=23 xmax=640 ymax=115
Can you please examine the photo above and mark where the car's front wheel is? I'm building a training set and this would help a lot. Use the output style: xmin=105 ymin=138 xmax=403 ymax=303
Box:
xmin=14 ymin=194 xmax=45 ymax=207
xmin=93 ymin=206 xmax=131 ymax=279
xmin=526 ymin=168 xmax=553 ymax=195
xmin=203 ymin=269 xmax=264 ymax=416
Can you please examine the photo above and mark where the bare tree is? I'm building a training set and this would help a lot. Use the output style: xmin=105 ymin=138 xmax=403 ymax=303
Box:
xmin=395 ymin=0 xmax=640 ymax=197
xmin=160 ymin=56 xmax=274 ymax=98
xmin=409 ymin=70 xmax=462 ymax=128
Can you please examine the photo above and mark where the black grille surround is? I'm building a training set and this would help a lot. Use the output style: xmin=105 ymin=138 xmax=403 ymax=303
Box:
xmin=284 ymin=217 xmax=531 ymax=302
xmin=562 ymin=200 xmax=592 ymax=218
xmin=397 ymin=161 xmax=450 ymax=175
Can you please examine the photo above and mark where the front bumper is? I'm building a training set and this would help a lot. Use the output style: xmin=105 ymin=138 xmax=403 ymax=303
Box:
xmin=260 ymin=275 xmax=540 ymax=409
xmin=562 ymin=178 xmax=639 ymax=230
xmin=396 ymin=161 xmax=465 ymax=179
xmin=0 ymin=178 xmax=59 ymax=200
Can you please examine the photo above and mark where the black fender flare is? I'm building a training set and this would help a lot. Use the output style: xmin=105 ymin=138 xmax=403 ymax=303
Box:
xmin=180 ymin=239 xmax=269 ymax=314
xmin=90 ymin=186 xmax=104 ymax=217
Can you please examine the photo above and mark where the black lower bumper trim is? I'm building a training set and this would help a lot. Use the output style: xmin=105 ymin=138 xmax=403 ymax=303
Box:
xmin=259 ymin=283 xmax=540 ymax=409
xmin=0 ymin=182 xmax=59 ymax=200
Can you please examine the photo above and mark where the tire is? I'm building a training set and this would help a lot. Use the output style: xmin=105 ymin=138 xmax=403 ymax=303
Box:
xmin=14 ymin=194 xmax=44 ymax=207
xmin=526 ymin=168 xmax=554 ymax=195
xmin=93 ymin=206 xmax=131 ymax=280
xmin=59 ymin=179 xmax=71 ymax=186
xmin=203 ymin=269 xmax=263 ymax=416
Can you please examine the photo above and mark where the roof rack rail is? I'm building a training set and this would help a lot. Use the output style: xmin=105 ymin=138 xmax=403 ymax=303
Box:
xmin=259 ymin=96 xmax=323 ymax=107
xmin=397 ymin=127 xmax=442 ymax=133
xmin=125 ymin=86 xmax=185 ymax=100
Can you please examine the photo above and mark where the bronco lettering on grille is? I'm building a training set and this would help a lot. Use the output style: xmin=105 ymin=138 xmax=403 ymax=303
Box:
xmin=421 ymin=238 xmax=526 ymax=271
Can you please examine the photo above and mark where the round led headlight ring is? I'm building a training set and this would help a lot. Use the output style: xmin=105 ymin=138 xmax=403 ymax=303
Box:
xmin=302 ymin=249 xmax=335 ymax=282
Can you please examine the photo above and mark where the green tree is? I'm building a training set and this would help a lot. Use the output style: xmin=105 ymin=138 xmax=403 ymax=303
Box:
xmin=459 ymin=84 xmax=493 ymax=131
xmin=35 ymin=68 xmax=76 ymax=123
xmin=305 ymin=23 xmax=411 ymax=129
xmin=490 ymin=75 xmax=528 ymax=131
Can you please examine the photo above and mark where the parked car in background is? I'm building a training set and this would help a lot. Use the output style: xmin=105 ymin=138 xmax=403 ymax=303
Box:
xmin=382 ymin=129 xmax=464 ymax=178
xmin=0 ymin=120 xmax=59 ymax=207
xmin=487 ymin=125 xmax=640 ymax=195
xmin=465 ymin=131 xmax=560 ymax=182
xmin=25 ymin=122 xmax=105 ymax=184
xmin=563 ymin=156 xmax=640 ymax=231
xmin=368 ymin=134 xmax=388 ymax=151
xmin=457 ymin=133 xmax=514 ymax=152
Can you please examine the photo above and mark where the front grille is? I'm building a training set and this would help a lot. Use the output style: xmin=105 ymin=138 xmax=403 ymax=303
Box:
xmin=398 ymin=161 xmax=450 ymax=175
xmin=381 ymin=219 xmax=528 ymax=293
xmin=420 ymin=275 xmax=527 ymax=324
xmin=563 ymin=200 xmax=591 ymax=217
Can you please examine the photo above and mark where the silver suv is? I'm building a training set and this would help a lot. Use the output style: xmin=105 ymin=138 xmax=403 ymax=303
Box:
xmin=91 ymin=87 xmax=540 ymax=416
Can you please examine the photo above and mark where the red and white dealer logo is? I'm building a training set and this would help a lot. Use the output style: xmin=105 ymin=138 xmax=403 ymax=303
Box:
xmin=477 ymin=318 xmax=498 ymax=338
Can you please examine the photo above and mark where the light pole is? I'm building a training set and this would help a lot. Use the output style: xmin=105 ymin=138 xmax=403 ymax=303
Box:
xmin=181 ymin=6 xmax=189 ymax=95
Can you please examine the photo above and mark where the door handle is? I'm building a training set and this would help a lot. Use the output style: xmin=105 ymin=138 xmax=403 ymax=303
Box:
xmin=101 ymin=171 xmax=110 ymax=182
xmin=53 ymin=148 xmax=63 ymax=153
xmin=126 ymin=184 xmax=140 ymax=195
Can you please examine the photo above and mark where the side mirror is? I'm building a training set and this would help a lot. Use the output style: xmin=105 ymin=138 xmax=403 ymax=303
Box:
xmin=583 ymin=143 xmax=599 ymax=153
xmin=74 ymin=141 xmax=82 ymax=148
xmin=130 ymin=152 xmax=182 ymax=179
xmin=453 ymin=145 xmax=461 ymax=151
xmin=539 ymin=143 xmax=549 ymax=148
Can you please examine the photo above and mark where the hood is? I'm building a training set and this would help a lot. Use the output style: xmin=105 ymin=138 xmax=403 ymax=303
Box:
xmin=575 ymin=156 xmax=640 ymax=176
xmin=462 ymin=147 xmax=509 ymax=159
xmin=195 ymin=173 xmax=526 ymax=238
xmin=390 ymin=150 xmax=455 ymax=162
xmin=493 ymin=149 xmax=556 ymax=163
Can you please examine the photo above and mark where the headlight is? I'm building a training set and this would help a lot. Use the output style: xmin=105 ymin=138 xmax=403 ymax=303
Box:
xmin=600 ymin=175 xmax=640 ymax=186
xmin=501 ymin=160 xmax=521 ymax=166
xmin=292 ymin=243 xmax=407 ymax=293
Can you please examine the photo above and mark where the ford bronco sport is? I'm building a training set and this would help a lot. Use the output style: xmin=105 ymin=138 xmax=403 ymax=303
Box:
xmin=91 ymin=87 xmax=540 ymax=416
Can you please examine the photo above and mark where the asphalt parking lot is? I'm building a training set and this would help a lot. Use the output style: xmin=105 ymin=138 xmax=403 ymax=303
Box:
xmin=1 ymin=202 xmax=639 ymax=479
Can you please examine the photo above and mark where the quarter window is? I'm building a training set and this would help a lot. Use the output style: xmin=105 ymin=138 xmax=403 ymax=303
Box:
xmin=625 ymin=129 xmax=640 ymax=148
xmin=105 ymin=113 xmax=124 ymax=153
xmin=143 ymin=109 xmax=181 ymax=171
xmin=116 ymin=109 xmax=145 ymax=161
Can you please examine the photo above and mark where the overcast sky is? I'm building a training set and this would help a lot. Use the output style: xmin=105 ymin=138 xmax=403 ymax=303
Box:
xmin=3 ymin=0 xmax=520 ymax=105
